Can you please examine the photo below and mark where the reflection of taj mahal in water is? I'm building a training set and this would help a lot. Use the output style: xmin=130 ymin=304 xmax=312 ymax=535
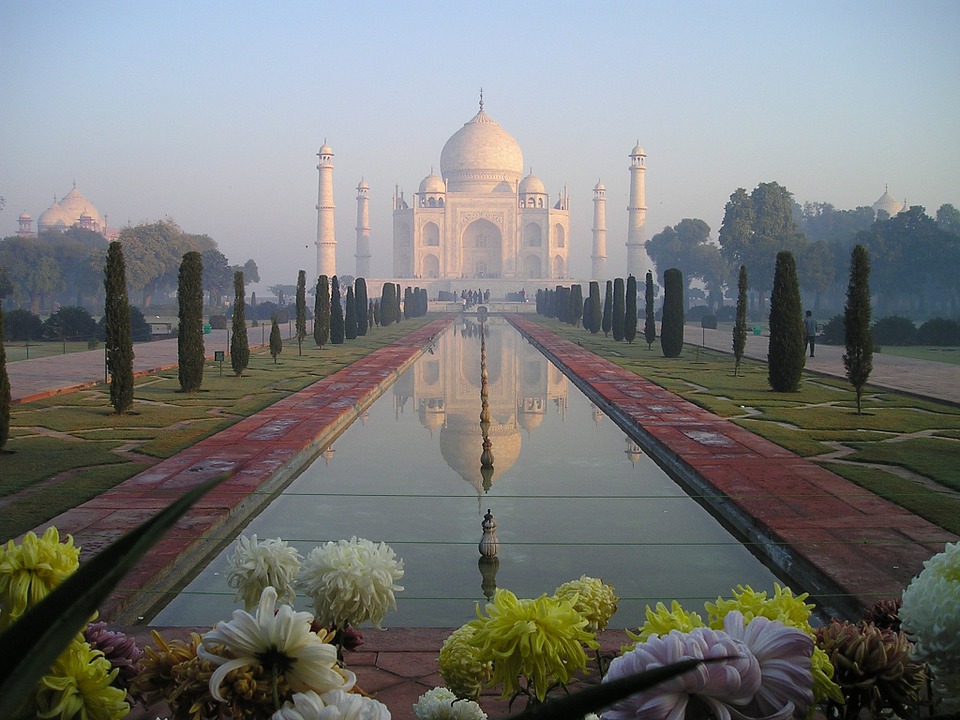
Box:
xmin=391 ymin=318 xmax=569 ymax=494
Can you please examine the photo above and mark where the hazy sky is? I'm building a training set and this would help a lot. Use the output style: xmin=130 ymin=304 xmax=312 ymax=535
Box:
xmin=2 ymin=1 xmax=958 ymax=288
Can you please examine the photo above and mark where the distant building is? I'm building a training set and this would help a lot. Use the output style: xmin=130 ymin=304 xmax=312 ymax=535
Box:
xmin=872 ymin=186 xmax=906 ymax=219
xmin=24 ymin=183 xmax=119 ymax=239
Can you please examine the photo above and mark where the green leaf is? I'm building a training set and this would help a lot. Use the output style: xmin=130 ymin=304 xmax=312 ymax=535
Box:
xmin=503 ymin=658 xmax=715 ymax=720
xmin=0 ymin=473 xmax=228 ymax=717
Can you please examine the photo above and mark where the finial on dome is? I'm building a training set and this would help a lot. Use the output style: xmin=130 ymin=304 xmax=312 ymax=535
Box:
xmin=479 ymin=87 xmax=484 ymax=112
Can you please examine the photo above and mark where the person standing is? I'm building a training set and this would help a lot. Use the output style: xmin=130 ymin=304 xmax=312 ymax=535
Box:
xmin=804 ymin=310 xmax=818 ymax=357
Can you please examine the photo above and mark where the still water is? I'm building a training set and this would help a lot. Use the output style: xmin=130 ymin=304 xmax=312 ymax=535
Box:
xmin=153 ymin=317 xmax=781 ymax=628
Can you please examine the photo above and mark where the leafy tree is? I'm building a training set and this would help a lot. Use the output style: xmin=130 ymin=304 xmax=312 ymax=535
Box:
xmin=798 ymin=240 xmax=835 ymax=311
xmin=767 ymin=251 xmax=805 ymax=392
xmin=242 ymin=258 xmax=260 ymax=285
xmin=178 ymin=251 xmax=205 ymax=392
xmin=44 ymin=306 xmax=98 ymax=341
xmin=118 ymin=220 xmax=190 ymax=308
xmin=355 ymin=278 xmax=368 ymax=336
xmin=268 ymin=284 xmax=296 ymax=306
xmin=0 ymin=305 xmax=10 ymax=451
xmin=936 ymin=203 xmax=960 ymax=236
xmin=660 ymin=268 xmax=684 ymax=358
xmin=843 ymin=245 xmax=873 ymax=414
xmin=587 ymin=281 xmax=602 ymax=334
xmin=201 ymin=248 xmax=232 ymax=308
xmin=645 ymin=219 xmax=726 ymax=308
xmin=127 ymin=307 xmax=153 ymax=343
xmin=733 ymin=265 xmax=748 ymax=376
xmin=230 ymin=271 xmax=249 ymax=376
xmin=0 ymin=266 xmax=12 ymax=300
xmin=269 ymin=316 xmax=282 ymax=363
xmin=295 ymin=270 xmax=306 ymax=356
xmin=601 ymin=280 xmax=613 ymax=337
xmin=314 ymin=275 xmax=330 ymax=348
xmin=2 ymin=309 xmax=43 ymax=341
xmin=104 ymin=241 xmax=134 ymax=413
xmin=644 ymin=272 xmax=656 ymax=349
xmin=344 ymin=286 xmax=357 ymax=340
xmin=330 ymin=276 xmax=344 ymax=344
xmin=612 ymin=278 xmax=625 ymax=341
xmin=625 ymin=275 xmax=638 ymax=343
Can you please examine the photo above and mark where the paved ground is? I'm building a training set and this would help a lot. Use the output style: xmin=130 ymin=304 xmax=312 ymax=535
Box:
xmin=7 ymin=317 xmax=958 ymax=720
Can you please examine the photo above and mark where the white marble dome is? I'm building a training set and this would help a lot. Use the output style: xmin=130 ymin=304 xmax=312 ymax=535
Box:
xmin=38 ymin=186 xmax=103 ymax=232
xmin=418 ymin=171 xmax=445 ymax=195
xmin=519 ymin=171 xmax=545 ymax=195
xmin=440 ymin=108 xmax=523 ymax=193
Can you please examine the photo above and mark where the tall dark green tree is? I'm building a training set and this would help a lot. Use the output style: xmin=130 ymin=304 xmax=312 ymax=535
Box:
xmin=843 ymin=245 xmax=874 ymax=414
xmin=569 ymin=284 xmax=583 ymax=327
xmin=380 ymin=283 xmax=393 ymax=326
xmin=403 ymin=287 xmax=413 ymax=320
xmin=767 ymin=251 xmax=804 ymax=392
xmin=587 ymin=281 xmax=602 ymax=334
xmin=354 ymin=278 xmax=368 ymax=336
xmin=314 ymin=275 xmax=330 ymax=348
xmin=269 ymin=316 xmax=282 ymax=363
xmin=230 ymin=271 xmax=249 ymax=376
xmin=612 ymin=278 xmax=626 ymax=341
xmin=733 ymin=265 xmax=748 ymax=377
xmin=295 ymin=270 xmax=307 ymax=356
xmin=344 ymin=286 xmax=357 ymax=340
xmin=660 ymin=268 xmax=684 ymax=358
xmin=177 ymin=251 xmax=204 ymax=391
xmin=644 ymin=271 xmax=656 ymax=350
xmin=104 ymin=241 xmax=134 ymax=413
xmin=625 ymin=275 xmax=638 ymax=343
xmin=330 ymin=276 xmax=344 ymax=344
xmin=601 ymin=280 xmax=613 ymax=337
xmin=0 ymin=306 xmax=10 ymax=451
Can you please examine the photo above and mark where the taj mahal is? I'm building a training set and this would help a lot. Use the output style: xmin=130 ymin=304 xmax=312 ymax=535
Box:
xmin=314 ymin=94 xmax=653 ymax=296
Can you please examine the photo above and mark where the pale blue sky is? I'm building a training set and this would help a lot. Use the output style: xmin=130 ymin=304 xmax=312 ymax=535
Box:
xmin=2 ymin=1 xmax=958 ymax=286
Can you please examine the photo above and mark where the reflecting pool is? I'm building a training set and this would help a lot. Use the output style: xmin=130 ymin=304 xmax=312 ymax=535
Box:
xmin=153 ymin=317 xmax=781 ymax=628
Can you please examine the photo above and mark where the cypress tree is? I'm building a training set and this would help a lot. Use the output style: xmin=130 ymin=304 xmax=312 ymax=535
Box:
xmin=569 ymin=284 xmax=583 ymax=327
xmin=379 ymin=283 xmax=392 ymax=326
xmin=345 ymin=286 xmax=357 ymax=339
xmin=230 ymin=271 xmax=249 ymax=376
xmin=355 ymin=278 xmax=368 ymax=336
xmin=613 ymin=277 xmax=626 ymax=341
xmin=373 ymin=299 xmax=381 ymax=327
xmin=178 ymin=251 xmax=204 ymax=391
xmin=403 ymin=287 xmax=413 ymax=319
xmin=843 ymin=245 xmax=874 ymax=414
xmin=733 ymin=265 xmax=748 ymax=376
xmin=644 ymin=271 xmax=656 ymax=349
xmin=314 ymin=275 xmax=330 ymax=348
xmin=587 ymin=281 xmax=602 ymax=334
xmin=0 ymin=306 xmax=10 ymax=451
xmin=767 ymin=251 xmax=804 ymax=392
xmin=660 ymin=268 xmax=684 ymax=358
xmin=269 ymin=316 xmax=282 ymax=363
xmin=295 ymin=269 xmax=306 ymax=356
xmin=104 ymin=241 xmax=134 ymax=413
xmin=368 ymin=300 xmax=375 ymax=329
xmin=395 ymin=283 xmax=403 ymax=321
xmin=625 ymin=275 xmax=638 ymax=343
xmin=601 ymin=280 xmax=613 ymax=337
xmin=330 ymin=276 xmax=344 ymax=344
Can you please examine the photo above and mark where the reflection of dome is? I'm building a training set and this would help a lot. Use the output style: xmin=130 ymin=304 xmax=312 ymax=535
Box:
xmin=440 ymin=106 xmax=523 ymax=193
xmin=418 ymin=401 xmax=446 ymax=432
xmin=517 ymin=399 xmax=545 ymax=431
xmin=872 ymin=187 xmax=904 ymax=218
xmin=439 ymin=417 xmax=521 ymax=492
xmin=519 ymin=171 xmax=545 ymax=195
xmin=419 ymin=172 xmax=445 ymax=194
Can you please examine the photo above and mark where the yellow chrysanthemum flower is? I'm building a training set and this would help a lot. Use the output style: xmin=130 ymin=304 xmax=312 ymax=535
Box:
xmin=553 ymin=575 xmax=619 ymax=633
xmin=438 ymin=624 xmax=493 ymax=700
xmin=626 ymin=600 xmax=706 ymax=647
xmin=0 ymin=526 xmax=80 ymax=629
xmin=467 ymin=589 xmax=598 ymax=702
xmin=34 ymin=639 xmax=129 ymax=720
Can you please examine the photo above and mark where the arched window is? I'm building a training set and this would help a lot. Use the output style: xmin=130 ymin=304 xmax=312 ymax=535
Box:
xmin=524 ymin=222 xmax=542 ymax=247
xmin=428 ymin=197 xmax=436 ymax=208
xmin=554 ymin=224 xmax=565 ymax=248
xmin=423 ymin=222 xmax=440 ymax=247
xmin=538 ymin=198 xmax=544 ymax=208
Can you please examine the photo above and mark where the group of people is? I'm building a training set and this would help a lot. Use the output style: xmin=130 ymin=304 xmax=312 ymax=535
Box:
xmin=459 ymin=289 xmax=490 ymax=308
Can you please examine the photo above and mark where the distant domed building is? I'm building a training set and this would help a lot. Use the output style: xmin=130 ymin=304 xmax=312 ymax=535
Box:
xmin=31 ymin=183 xmax=118 ymax=239
xmin=872 ymin=186 xmax=906 ymax=219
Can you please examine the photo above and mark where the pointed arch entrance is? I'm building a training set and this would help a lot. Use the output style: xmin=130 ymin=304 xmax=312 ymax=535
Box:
xmin=461 ymin=218 xmax=502 ymax=278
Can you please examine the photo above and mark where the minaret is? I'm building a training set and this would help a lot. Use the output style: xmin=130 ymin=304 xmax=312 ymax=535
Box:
xmin=355 ymin=178 xmax=371 ymax=278
xmin=626 ymin=142 xmax=650 ymax=279
xmin=316 ymin=141 xmax=336 ymax=278
xmin=591 ymin=180 xmax=607 ymax=280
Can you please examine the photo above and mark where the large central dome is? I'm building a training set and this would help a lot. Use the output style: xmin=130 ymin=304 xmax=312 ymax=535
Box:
xmin=440 ymin=105 xmax=523 ymax=193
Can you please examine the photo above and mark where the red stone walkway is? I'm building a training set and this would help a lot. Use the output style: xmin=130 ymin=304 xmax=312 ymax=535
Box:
xmin=510 ymin=315 xmax=957 ymax=619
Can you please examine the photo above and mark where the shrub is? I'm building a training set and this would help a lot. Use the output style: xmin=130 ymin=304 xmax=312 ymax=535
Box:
xmin=700 ymin=314 xmax=718 ymax=329
xmin=2 ymin=309 xmax=44 ymax=341
xmin=717 ymin=305 xmax=737 ymax=322
xmin=43 ymin=306 xmax=98 ymax=341
xmin=819 ymin=315 xmax=846 ymax=345
xmin=917 ymin=317 xmax=960 ymax=346
xmin=686 ymin=305 xmax=711 ymax=322
xmin=871 ymin=316 xmax=917 ymax=346
xmin=209 ymin=314 xmax=228 ymax=330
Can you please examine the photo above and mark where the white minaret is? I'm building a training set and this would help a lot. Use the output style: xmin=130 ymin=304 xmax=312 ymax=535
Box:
xmin=316 ymin=142 xmax=336 ymax=278
xmin=591 ymin=180 xmax=607 ymax=280
xmin=626 ymin=142 xmax=650 ymax=279
xmin=355 ymin=178 xmax=371 ymax=278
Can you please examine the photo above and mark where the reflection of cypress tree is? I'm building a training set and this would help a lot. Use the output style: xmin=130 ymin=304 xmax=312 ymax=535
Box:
xmin=330 ymin=275 xmax=344 ymax=344
xmin=644 ymin=271 xmax=657 ymax=349
xmin=844 ymin=245 xmax=874 ymax=414
xmin=295 ymin=269 xmax=306 ymax=356
xmin=355 ymin=278 xmax=368 ymax=336
xmin=661 ymin=268 xmax=684 ymax=358
xmin=314 ymin=275 xmax=330 ymax=348
xmin=0 ymin=307 xmax=12 ymax=450
xmin=345 ymin=286 xmax=357 ymax=340
xmin=178 ymin=251 xmax=204 ymax=391
xmin=104 ymin=241 xmax=134 ymax=412
xmin=733 ymin=265 xmax=748 ymax=376
xmin=613 ymin=277 xmax=625 ymax=341
xmin=767 ymin=251 xmax=804 ymax=392
xmin=230 ymin=271 xmax=249 ymax=376
xmin=625 ymin=275 xmax=638 ymax=343
xmin=269 ymin=316 xmax=282 ymax=363
xmin=602 ymin=280 xmax=613 ymax=337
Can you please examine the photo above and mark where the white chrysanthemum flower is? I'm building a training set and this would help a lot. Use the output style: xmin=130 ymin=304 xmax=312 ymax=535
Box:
xmin=271 ymin=689 xmax=391 ymax=720
xmin=298 ymin=537 xmax=404 ymax=628
xmin=901 ymin=541 xmax=960 ymax=709
xmin=413 ymin=687 xmax=487 ymax=720
xmin=227 ymin=534 xmax=302 ymax=611
xmin=199 ymin=586 xmax=355 ymax=702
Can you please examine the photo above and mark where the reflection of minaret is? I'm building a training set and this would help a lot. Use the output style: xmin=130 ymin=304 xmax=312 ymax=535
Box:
xmin=316 ymin=142 xmax=336 ymax=278
xmin=627 ymin=142 xmax=650 ymax=278
xmin=355 ymin=179 xmax=371 ymax=278
xmin=592 ymin=181 xmax=607 ymax=281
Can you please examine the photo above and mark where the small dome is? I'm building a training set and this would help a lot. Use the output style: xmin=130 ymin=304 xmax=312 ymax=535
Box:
xmin=594 ymin=180 xmax=605 ymax=191
xmin=319 ymin=142 xmax=334 ymax=156
xmin=18 ymin=211 xmax=31 ymax=221
xmin=630 ymin=143 xmax=645 ymax=157
xmin=357 ymin=178 xmax=369 ymax=190
xmin=519 ymin=172 xmax=545 ymax=195
xmin=418 ymin=172 xmax=445 ymax=195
